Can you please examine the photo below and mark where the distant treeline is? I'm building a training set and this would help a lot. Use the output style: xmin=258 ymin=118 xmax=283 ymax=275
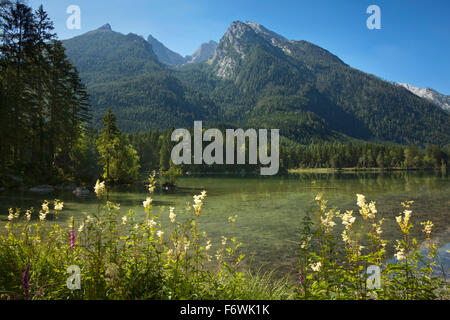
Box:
xmin=129 ymin=129 xmax=450 ymax=175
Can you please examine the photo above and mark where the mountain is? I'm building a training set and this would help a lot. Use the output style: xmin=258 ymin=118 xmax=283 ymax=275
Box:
xmin=396 ymin=83 xmax=450 ymax=113
xmin=187 ymin=40 xmax=218 ymax=64
xmin=147 ymin=35 xmax=217 ymax=66
xmin=147 ymin=34 xmax=186 ymax=66
xmin=62 ymin=24 xmax=210 ymax=131
xmin=62 ymin=22 xmax=450 ymax=146
xmin=192 ymin=21 xmax=449 ymax=145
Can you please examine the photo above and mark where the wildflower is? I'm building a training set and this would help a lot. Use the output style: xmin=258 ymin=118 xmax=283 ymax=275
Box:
xmin=70 ymin=229 xmax=75 ymax=249
xmin=395 ymin=242 xmax=406 ymax=261
xmin=396 ymin=210 xmax=413 ymax=233
xmin=169 ymin=207 xmax=176 ymax=223
xmin=221 ymin=236 xmax=227 ymax=246
xmin=200 ymin=190 xmax=207 ymax=200
xmin=341 ymin=210 xmax=356 ymax=230
xmin=315 ymin=193 xmax=323 ymax=201
xmin=143 ymin=197 xmax=152 ymax=212
xmin=298 ymin=270 xmax=304 ymax=293
xmin=342 ymin=230 xmax=350 ymax=243
xmin=356 ymin=194 xmax=366 ymax=208
xmin=205 ymin=240 xmax=212 ymax=251
xmin=54 ymin=199 xmax=64 ymax=211
xmin=309 ymin=262 xmax=322 ymax=272
xmin=193 ymin=194 xmax=204 ymax=217
xmin=157 ymin=230 xmax=164 ymax=242
xmin=94 ymin=180 xmax=106 ymax=199
xmin=25 ymin=209 xmax=32 ymax=221
xmin=421 ymin=221 xmax=434 ymax=236
xmin=78 ymin=223 xmax=84 ymax=233
xmin=39 ymin=210 xmax=46 ymax=221
xmin=320 ymin=209 xmax=336 ymax=233
xmin=184 ymin=239 xmax=190 ymax=251
xmin=7 ymin=208 xmax=14 ymax=221
xmin=85 ymin=215 xmax=94 ymax=225
xmin=228 ymin=215 xmax=238 ymax=224
xmin=14 ymin=208 xmax=20 ymax=219
xmin=42 ymin=201 xmax=50 ymax=214
xmin=167 ymin=249 xmax=173 ymax=263
xmin=122 ymin=216 xmax=128 ymax=225
xmin=147 ymin=219 xmax=156 ymax=229
xmin=368 ymin=201 xmax=377 ymax=219
xmin=22 ymin=265 xmax=30 ymax=299
xmin=300 ymin=236 xmax=312 ymax=249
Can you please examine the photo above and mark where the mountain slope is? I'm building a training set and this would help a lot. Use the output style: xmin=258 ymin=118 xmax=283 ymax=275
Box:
xmin=190 ymin=21 xmax=450 ymax=145
xmin=63 ymin=25 xmax=212 ymax=130
xmin=63 ymin=22 xmax=450 ymax=146
xmin=396 ymin=83 xmax=450 ymax=113
xmin=147 ymin=34 xmax=187 ymax=66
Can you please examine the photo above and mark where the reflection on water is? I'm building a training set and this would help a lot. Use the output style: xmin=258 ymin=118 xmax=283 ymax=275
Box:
xmin=0 ymin=171 xmax=449 ymax=275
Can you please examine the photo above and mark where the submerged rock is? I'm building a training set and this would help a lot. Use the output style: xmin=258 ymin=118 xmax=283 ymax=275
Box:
xmin=73 ymin=187 xmax=90 ymax=196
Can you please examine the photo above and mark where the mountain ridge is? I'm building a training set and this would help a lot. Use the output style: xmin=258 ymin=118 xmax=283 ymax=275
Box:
xmin=61 ymin=22 xmax=450 ymax=146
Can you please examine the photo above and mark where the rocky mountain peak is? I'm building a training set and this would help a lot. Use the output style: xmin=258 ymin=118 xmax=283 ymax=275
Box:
xmin=97 ymin=23 xmax=112 ymax=31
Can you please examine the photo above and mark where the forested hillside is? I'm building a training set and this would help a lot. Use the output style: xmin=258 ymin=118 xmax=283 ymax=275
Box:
xmin=62 ymin=21 xmax=450 ymax=147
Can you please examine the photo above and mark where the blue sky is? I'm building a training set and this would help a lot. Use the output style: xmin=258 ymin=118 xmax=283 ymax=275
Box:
xmin=28 ymin=0 xmax=450 ymax=94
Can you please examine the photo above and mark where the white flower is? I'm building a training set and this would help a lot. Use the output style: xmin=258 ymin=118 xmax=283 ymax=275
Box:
xmin=42 ymin=201 xmax=50 ymax=214
xmin=122 ymin=216 xmax=128 ymax=225
xmin=54 ymin=200 xmax=64 ymax=211
xmin=221 ymin=236 xmax=227 ymax=246
xmin=39 ymin=210 xmax=46 ymax=221
xmin=147 ymin=219 xmax=156 ymax=228
xmin=143 ymin=197 xmax=153 ymax=211
xmin=157 ymin=230 xmax=164 ymax=241
xmin=169 ymin=207 xmax=176 ymax=223
xmin=7 ymin=208 xmax=14 ymax=221
xmin=309 ymin=262 xmax=322 ymax=272
xmin=25 ymin=209 xmax=32 ymax=221
xmin=205 ymin=240 xmax=212 ymax=251
xmin=78 ymin=223 xmax=85 ymax=233
xmin=421 ymin=221 xmax=434 ymax=236
xmin=356 ymin=194 xmax=366 ymax=208
xmin=341 ymin=210 xmax=356 ymax=229
xmin=94 ymin=180 xmax=106 ymax=198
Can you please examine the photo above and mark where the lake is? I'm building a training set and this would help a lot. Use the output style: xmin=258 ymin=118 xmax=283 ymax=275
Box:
xmin=1 ymin=171 xmax=449 ymax=277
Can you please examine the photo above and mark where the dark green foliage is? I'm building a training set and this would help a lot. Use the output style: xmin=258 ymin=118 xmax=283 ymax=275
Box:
xmin=0 ymin=1 xmax=91 ymax=184
xmin=61 ymin=22 xmax=450 ymax=147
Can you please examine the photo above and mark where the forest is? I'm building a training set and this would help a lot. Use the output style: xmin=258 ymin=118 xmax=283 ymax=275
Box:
xmin=1 ymin=1 xmax=448 ymax=188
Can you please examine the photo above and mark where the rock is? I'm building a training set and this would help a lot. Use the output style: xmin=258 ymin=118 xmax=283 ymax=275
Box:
xmin=29 ymin=185 xmax=55 ymax=194
xmin=73 ymin=187 xmax=89 ymax=196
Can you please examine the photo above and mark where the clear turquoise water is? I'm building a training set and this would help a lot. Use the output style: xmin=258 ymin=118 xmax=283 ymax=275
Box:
xmin=1 ymin=171 xmax=449 ymax=275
